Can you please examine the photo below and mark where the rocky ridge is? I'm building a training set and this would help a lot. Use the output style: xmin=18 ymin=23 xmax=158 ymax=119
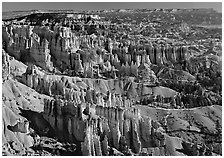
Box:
xmin=2 ymin=9 xmax=222 ymax=156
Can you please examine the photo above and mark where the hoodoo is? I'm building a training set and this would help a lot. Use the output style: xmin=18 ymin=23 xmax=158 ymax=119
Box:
xmin=2 ymin=4 xmax=222 ymax=156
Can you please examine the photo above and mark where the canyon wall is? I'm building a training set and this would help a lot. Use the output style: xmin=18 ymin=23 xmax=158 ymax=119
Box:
xmin=42 ymin=94 xmax=167 ymax=155
xmin=19 ymin=65 xmax=173 ymax=155
xmin=3 ymin=25 xmax=191 ymax=76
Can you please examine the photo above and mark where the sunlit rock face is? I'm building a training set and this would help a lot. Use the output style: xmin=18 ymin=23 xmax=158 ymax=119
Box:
xmin=5 ymin=21 xmax=195 ymax=155
xmin=2 ymin=9 xmax=222 ymax=156
xmin=42 ymin=96 xmax=163 ymax=155
xmin=22 ymin=64 xmax=181 ymax=155
xmin=2 ymin=25 xmax=54 ymax=71
xmin=18 ymin=64 xmax=175 ymax=155
xmin=3 ymin=23 xmax=193 ymax=77
xmin=2 ymin=49 xmax=11 ymax=79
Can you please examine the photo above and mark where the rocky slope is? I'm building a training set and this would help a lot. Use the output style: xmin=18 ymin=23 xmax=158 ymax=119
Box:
xmin=2 ymin=8 xmax=222 ymax=156
xmin=2 ymin=49 xmax=222 ymax=156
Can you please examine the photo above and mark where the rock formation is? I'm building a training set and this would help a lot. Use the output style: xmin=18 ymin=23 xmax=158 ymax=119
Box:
xmin=2 ymin=9 xmax=222 ymax=156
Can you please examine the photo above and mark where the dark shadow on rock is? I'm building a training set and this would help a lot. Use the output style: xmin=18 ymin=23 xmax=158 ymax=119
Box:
xmin=175 ymin=148 xmax=189 ymax=156
xmin=7 ymin=125 xmax=13 ymax=131
xmin=18 ymin=108 xmax=83 ymax=155
xmin=175 ymin=141 xmax=193 ymax=156
xmin=18 ymin=107 xmax=56 ymax=138
xmin=15 ymin=75 xmax=23 ymax=84
xmin=7 ymin=121 xmax=29 ymax=133
xmin=30 ymin=136 xmax=82 ymax=156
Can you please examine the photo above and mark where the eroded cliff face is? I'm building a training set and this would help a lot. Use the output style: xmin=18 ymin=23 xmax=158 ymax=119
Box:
xmin=18 ymin=65 xmax=180 ymax=155
xmin=3 ymin=66 xmax=220 ymax=156
xmin=5 ymin=37 xmax=209 ymax=155
xmin=2 ymin=9 xmax=222 ymax=156
xmin=2 ymin=24 xmax=192 ymax=77
xmin=2 ymin=49 xmax=11 ymax=80
xmin=41 ymin=92 xmax=169 ymax=155
xmin=2 ymin=25 xmax=53 ymax=71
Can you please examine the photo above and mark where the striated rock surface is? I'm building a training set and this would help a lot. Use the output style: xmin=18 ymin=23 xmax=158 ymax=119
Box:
xmin=2 ymin=9 xmax=222 ymax=156
xmin=3 ymin=24 xmax=196 ymax=77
